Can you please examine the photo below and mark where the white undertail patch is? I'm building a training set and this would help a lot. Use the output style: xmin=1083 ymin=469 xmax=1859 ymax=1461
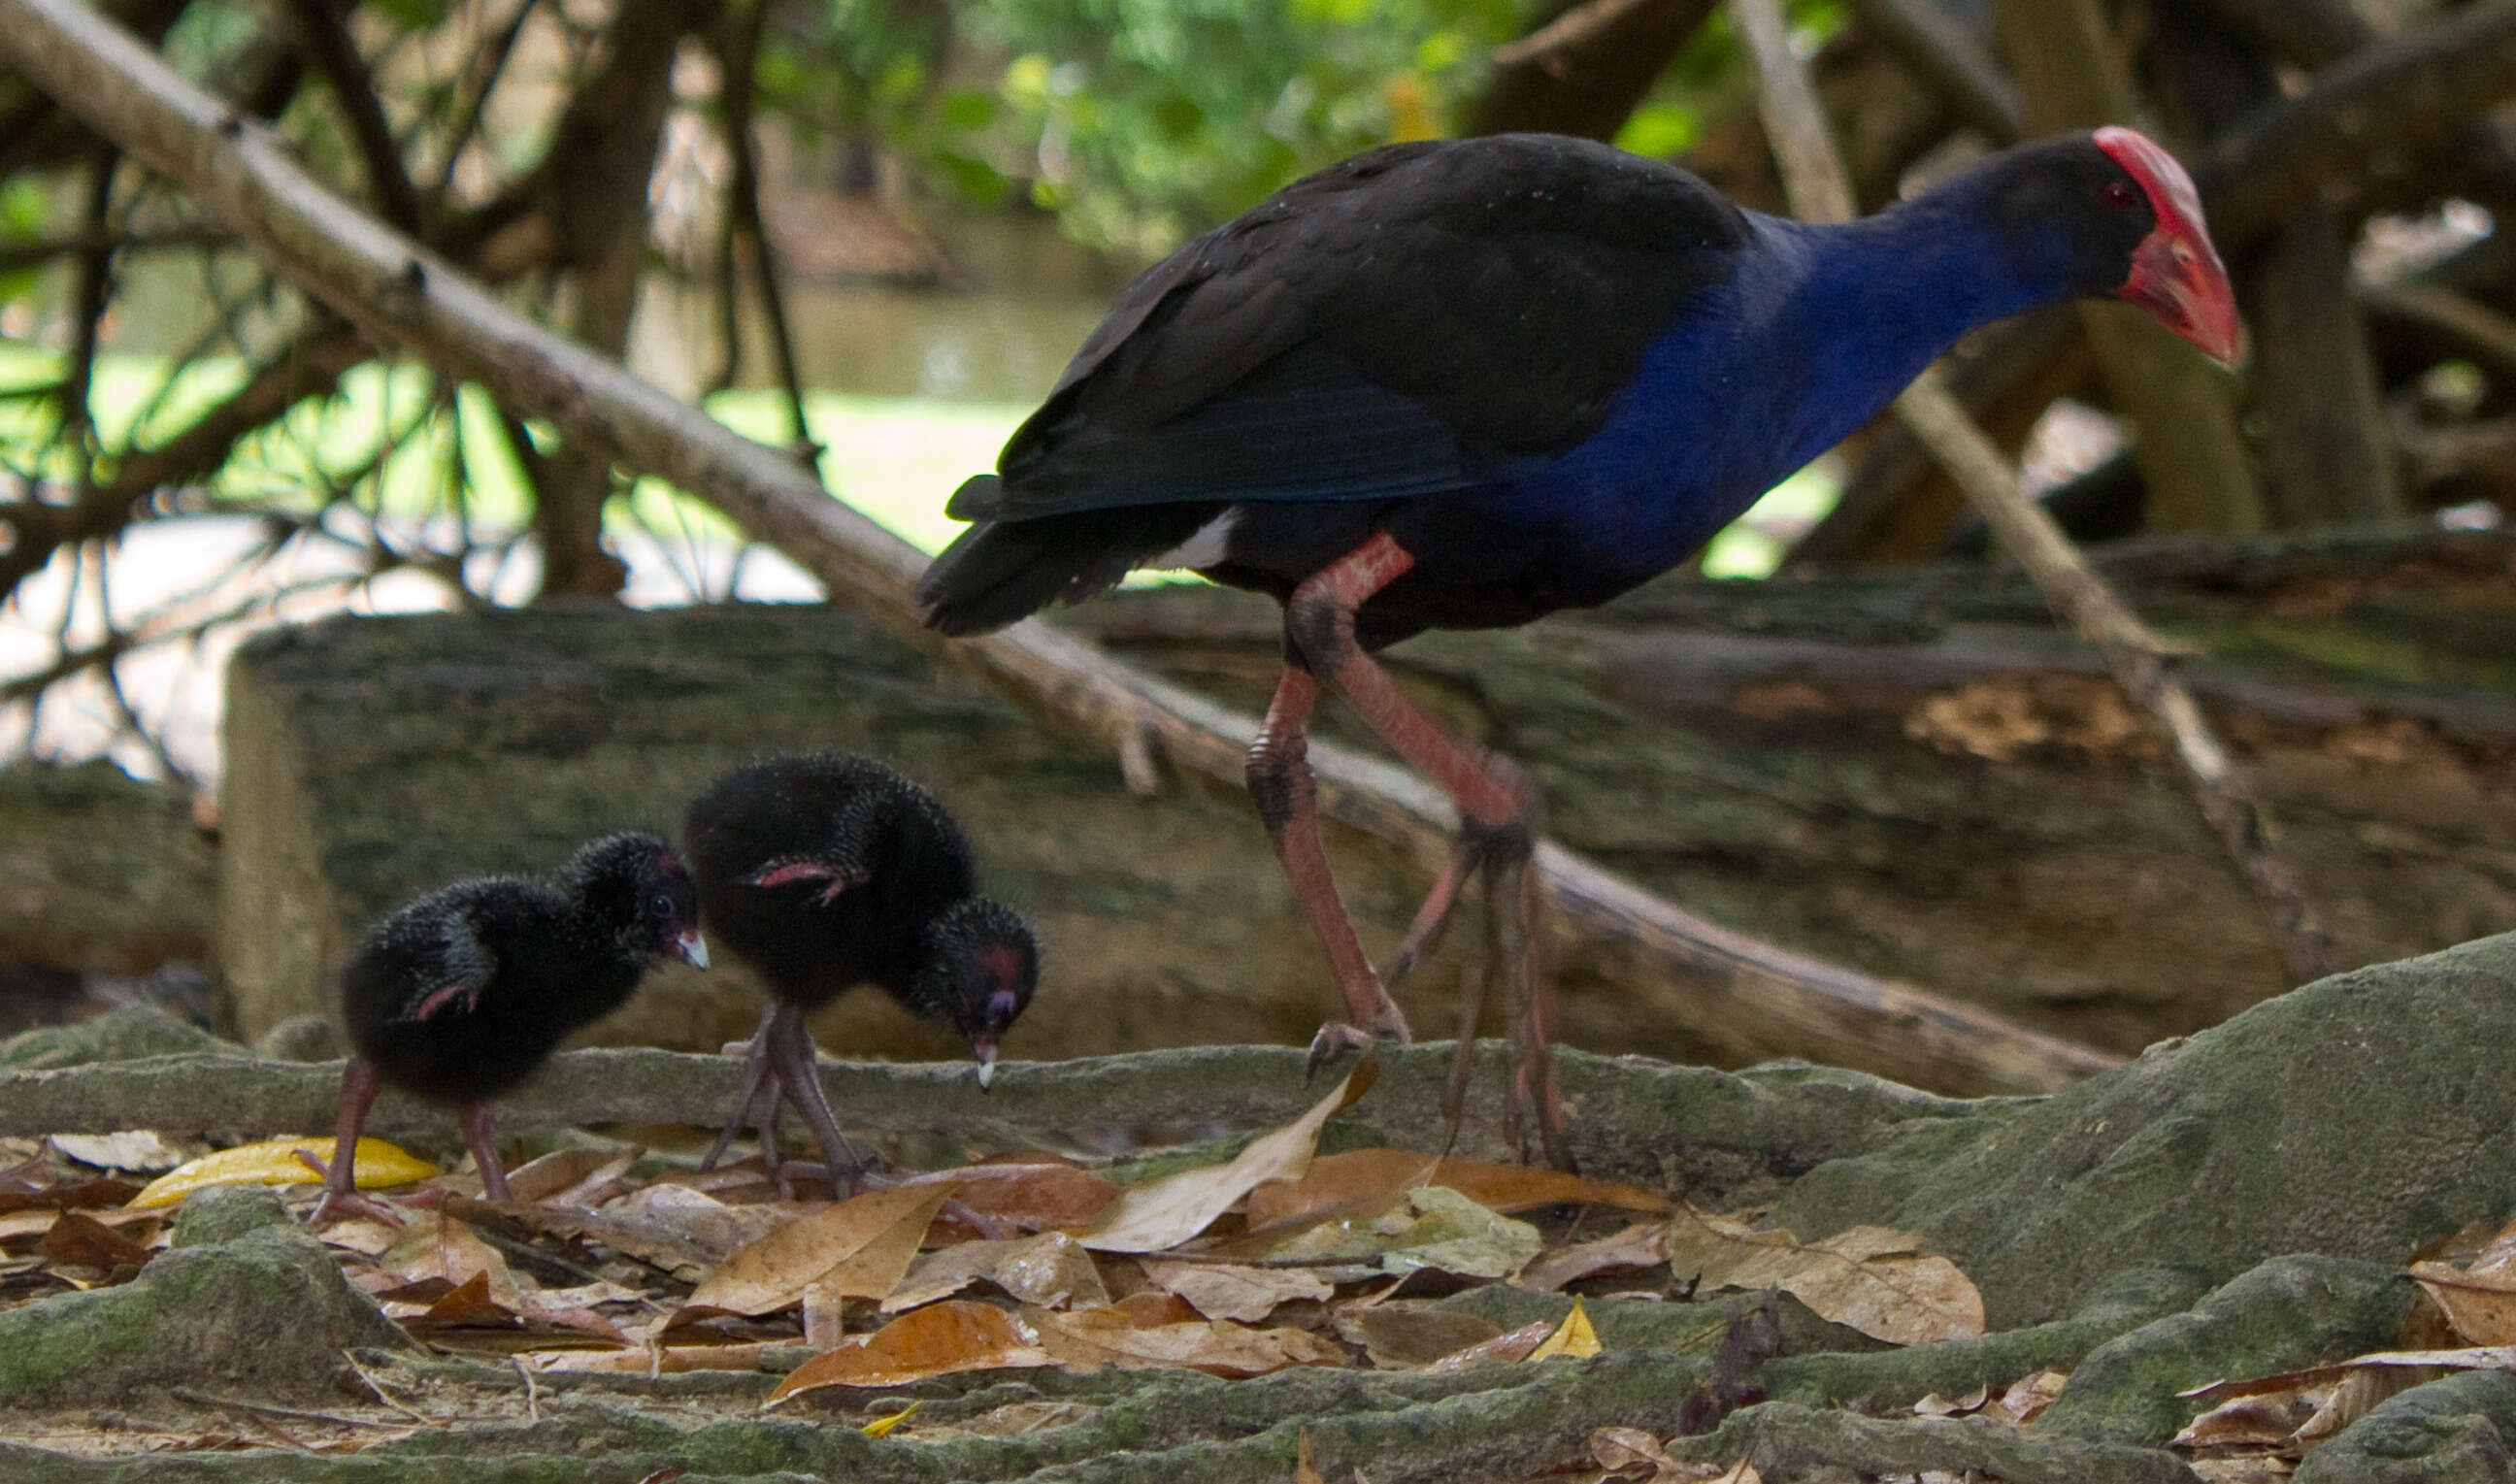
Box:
xmin=1142 ymin=509 xmax=1240 ymax=572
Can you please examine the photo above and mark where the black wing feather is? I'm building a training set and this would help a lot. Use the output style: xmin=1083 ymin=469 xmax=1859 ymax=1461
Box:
xmin=969 ymin=134 xmax=1748 ymax=523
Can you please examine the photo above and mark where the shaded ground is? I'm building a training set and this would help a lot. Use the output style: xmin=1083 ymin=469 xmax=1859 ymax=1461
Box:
xmin=4 ymin=932 xmax=2516 ymax=1480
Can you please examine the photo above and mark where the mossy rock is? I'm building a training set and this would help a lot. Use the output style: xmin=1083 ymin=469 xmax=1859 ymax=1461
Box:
xmin=2295 ymin=1369 xmax=2516 ymax=1483
xmin=1772 ymin=931 xmax=2516 ymax=1326
xmin=0 ymin=1004 xmax=230 ymax=1071
xmin=2037 ymin=1255 xmax=2414 ymax=1446
xmin=0 ymin=1186 xmax=410 ymax=1407
xmin=0 ymin=760 xmax=214 ymax=978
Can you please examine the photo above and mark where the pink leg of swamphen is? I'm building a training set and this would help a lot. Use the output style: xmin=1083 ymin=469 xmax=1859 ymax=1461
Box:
xmin=1262 ymin=530 xmax=1572 ymax=1170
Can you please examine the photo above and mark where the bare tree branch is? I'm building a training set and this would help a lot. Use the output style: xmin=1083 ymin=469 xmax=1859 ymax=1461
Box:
xmin=2197 ymin=1 xmax=2516 ymax=252
xmin=1728 ymin=0 xmax=2339 ymax=983
xmin=0 ymin=0 xmax=2121 ymax=1096
xmin=713 ymin=0 xmax=813 ymax=458
xmin=1471 ymin=0 xmax=1719 ymax=142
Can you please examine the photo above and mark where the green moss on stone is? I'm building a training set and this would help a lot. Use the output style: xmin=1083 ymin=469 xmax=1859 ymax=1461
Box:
xmin=2294 ymin=1369 xmax=2516 ymax=1483
xmin=2038 ymin=1255 xmax=2413 ymax=1447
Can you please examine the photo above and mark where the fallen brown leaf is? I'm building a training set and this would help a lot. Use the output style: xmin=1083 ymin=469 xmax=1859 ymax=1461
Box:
xmin=1334 ymin=1303 xmax=1504 ymax=1369
xmin=884 ymin=1233 xmax=1110 ymax=1313
xmin=411 ymin=1270 xmax=512 ymax=1328
xmin=690 ymin=1183 xmax=955 ymax=1315
xmin=376 ymin=1212 xmax=525 ymax=1309
xmin=1662 ymin=1209 xmax=1983 ymax=1345
xmin=1297 ymin=1428 xmax=1328 ymax=1484
xmin=503 ymin=1146 xmax=639 ymax=1205
xmin=769 ymin=1300 xmax=1055 ymax=1399
xmin=529 ymin=1340 xmax=792 ymax=1373
xmin=1423 ymin=1318 xmax=1554 ymax=1371
xmin=2174 ymin=1385 xmax=2333 ymax=1450
xmin=1521 ymin=1220 xmax=1668 ymax=1293
xmin=533 ymin=1183 xmax=792 ymax=1282
xmin=1995 ymin=1369 xmax=2069 ymax=1423
xmin=1264 ymin=1186 xmax=1540 ymax=1279
xmin=1141 ymin=1260 xmax=1332 ymax=1323
xmin=0 ymin=1174 xmax=141 ymax=1215
xmin=1911 ymin=1384 xmax=1989 ymax=1417
xmin=0 ymin=1204 xmax=158 ymax=1240
xmin=1079 ymin=1061 xmax=1376 ymax=1255
xmin=1245 ymin=1147 xmax=1670 ymax=1235
xmin=944 ymin=1164 xmax=1123 ymax=1233
xmin=1589 ymin=1426 xmax=1681 ymax=1481
xmin=38 ymin=1208 xmax=152 ymax=1282
xmin=2411 ymin=1262 xmax=2516 ymax=1346
xmin=2180 ymin=1347 xmax=2516 ymax=1403
xmin=1027 ymin=1304 xmax=1348 ymax=1377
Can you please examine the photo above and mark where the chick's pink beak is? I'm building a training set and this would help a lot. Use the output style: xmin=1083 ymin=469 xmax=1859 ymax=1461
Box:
xmin=2095 ymin=126 xmax=2241 ymax=366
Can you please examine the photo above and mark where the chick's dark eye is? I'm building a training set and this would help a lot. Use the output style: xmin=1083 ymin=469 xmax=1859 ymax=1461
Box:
xmin=650 ymin=893 xmax=674 ymax=919
xmin=2102 ymin=179 xmax=2139 ymax=211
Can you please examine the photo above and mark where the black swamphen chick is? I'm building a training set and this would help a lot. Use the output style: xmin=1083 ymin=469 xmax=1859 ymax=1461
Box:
xmin=915 ymin=127 xmax=2241 ymax=1166
xmin=684 ymin=752 xmax=1038 ymax=1195
xmin=310 ymin=833 xmax=707 ymax=1225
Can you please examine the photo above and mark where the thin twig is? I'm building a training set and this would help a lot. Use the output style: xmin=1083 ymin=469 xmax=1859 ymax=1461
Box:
xmin=170 ymin=1384 xmax=416 ymax=1432
xmin=1726 ymin=0 xmax=2338 ymax=983
xmin=512 ymin=1356 xmax=541 ymax=1423
xmin=341 ymin=1349 xmax=447 ymax=1427
xmin=430 ymin=0 xmax=538 ymax=199
xmin=285 ymin=0 xmax=427 ymax=234
xmin=1491 ymin=0 xmax=1659 ymax=69
xmin=715 ymin=0 xmax=815 ymax=460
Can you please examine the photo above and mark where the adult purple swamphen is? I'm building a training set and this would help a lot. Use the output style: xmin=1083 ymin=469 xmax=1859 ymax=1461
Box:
xmin=312 ymin=833 xmax=707 ymax=1225
xmin=914 ymin=127 xmax=2239 ymax=1166
xmin=683 ymin=752 xmax=1039 ymax=1195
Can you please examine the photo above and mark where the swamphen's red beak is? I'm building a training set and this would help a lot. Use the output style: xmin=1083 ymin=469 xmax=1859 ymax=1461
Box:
xmin=2096 ymin=126 xmax=2241 ymax=366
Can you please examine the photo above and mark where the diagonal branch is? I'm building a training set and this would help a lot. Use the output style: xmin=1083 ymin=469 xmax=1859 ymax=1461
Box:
xmin=0 ymin=0 xmax=2119 ymax=1096
xmin=1727 ymin=0 xmax=2338 ymax=983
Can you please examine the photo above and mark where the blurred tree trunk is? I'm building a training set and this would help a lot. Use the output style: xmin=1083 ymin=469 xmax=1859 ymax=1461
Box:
xmin=1469 ymin=0 xmax=1719 ymax=141
xmin=528 ymin=0 xmax=721 ymax=600
xmin=2148 ymin=11 xmax=2403 ymax=531
xmin=1989 ymin=0 xmax=2266 ymax=538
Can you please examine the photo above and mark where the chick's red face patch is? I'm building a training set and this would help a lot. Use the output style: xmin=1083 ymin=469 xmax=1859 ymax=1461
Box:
xmin=977 ymin=942 xmax=1027 ymax=990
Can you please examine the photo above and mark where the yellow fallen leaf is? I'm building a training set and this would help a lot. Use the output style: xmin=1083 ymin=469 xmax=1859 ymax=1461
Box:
xmin=1528 ymin=1297 xmax=1601 ymax=1361
xmin=127 ymin=1138 xmax=438 ymax=1208
xmin=861 ymin=1400 xmax=923 ymax=1437
xmin=1080 ymin=1059 xmax=1377 ymax=1254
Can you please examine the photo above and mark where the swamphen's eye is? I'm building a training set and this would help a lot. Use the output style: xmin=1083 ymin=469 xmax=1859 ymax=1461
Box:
xmin=649 ymin=893 xmax=674 ymax=920
xmin=2102 ymin=179 xmax=2139 ymax=211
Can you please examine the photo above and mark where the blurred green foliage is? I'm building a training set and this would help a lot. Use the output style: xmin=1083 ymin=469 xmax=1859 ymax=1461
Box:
xmin=751 ymin=0 xmax=1845 ymax=259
